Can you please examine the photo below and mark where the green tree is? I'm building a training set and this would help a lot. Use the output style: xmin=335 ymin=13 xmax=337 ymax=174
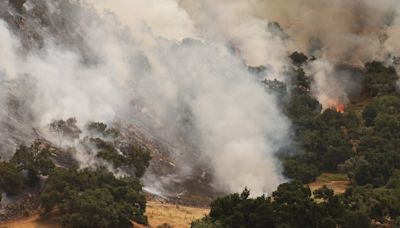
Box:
xmin=40 ymin=167 xmax=148 ymax=227
xmin=362 ymin=105 xmax=378 ymax=127
xmin=195 ymin=183 xmax=349 ymax=228
xmin=290 ymin=68 xmax=312 ymax=95
xmin=289 ymin=52 xmax=308 ymax=66
xmin=89 ymin=138 xmax=151 ymax=178
xmin=387 ymin=170 xmax=400 ymax=188
xmin=120 ymin=144 xmax=152 ymax=178
xmin=363 ymin=61 xmax=398 ymax=97
xmin=208 ymin=188 xmax=276 ymax=228
xmin=87 ymin=122 xmax=120 ymax=138
xmin=282 ymin=158 xmax=319 ymax=183
xmin=341 ymin=211 xmax=371 ymax=228
xmin=11 ymin=141 xmax=55 ymax=186
xmin=262 ymin=79 xmax=287 ymax=97
xmin=50 ymin=118 xmax=82 ymax=144
xmin=0 ymin=161 xmax=24 ymax=195
xmin=272 ymin=181 xmax=321 ymax=228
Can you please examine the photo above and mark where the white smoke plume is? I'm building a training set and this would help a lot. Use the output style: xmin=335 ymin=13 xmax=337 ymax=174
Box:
xmin=0 ymin=0 xmax=290 ymax=196
xmin=178 ymin=0 xmax=289 ymax=71
xmin=92 ymin=0 xmax=290 ymax=79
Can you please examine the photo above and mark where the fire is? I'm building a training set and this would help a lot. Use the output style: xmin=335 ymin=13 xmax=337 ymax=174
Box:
xmin=325 ymin=98 xmax=346 ymax=113
xmin=335 ymin=103 xmax=345 ymax=113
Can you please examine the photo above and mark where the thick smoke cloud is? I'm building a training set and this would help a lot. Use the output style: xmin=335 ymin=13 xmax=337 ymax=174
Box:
xmin=90 ymin=0 xmax=195 ymax=40
xmin=93 ymin=0 xmax=290 ymax=78
xmin=178 ymin=0 xmax=289 ymax=72
xmin=252 ymin=0 xmax=400 ymax=64
xmin=260 ymin=0 xmax=400 ymax=107
xmin=0 ymin=0 xmax=290 ymax=196
xmin=178 ymin=0 xmax=400 ymax=107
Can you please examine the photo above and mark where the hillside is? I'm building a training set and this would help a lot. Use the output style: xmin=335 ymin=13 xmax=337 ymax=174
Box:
xmin=0 ymin=1 xmax=400 ymax=228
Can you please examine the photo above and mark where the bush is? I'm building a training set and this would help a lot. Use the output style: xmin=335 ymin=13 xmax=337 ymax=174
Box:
xmin=283 ymin=158 xmax=319 ymax=183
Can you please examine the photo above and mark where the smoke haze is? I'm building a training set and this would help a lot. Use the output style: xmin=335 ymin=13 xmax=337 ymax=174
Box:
xmin=0 ymin=0 xmax=399 ymax=195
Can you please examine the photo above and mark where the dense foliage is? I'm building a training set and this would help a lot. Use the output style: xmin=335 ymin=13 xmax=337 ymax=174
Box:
xmin=0 ymin=140 xmax=55 ymax=195
xmin=192 ymin=182 xmax=371 ymax=228
xmin=11 ymin=141 xmax=55 ymax=186
xmin=0 ymin=160 xmax=24 ymax=196
xmin=41 ymin=168 xmax=148 ymax=227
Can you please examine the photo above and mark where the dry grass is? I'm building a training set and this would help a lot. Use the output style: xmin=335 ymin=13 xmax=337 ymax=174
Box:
xmin=146 ymin=201 xmax=209 ymax=228
xmin=308 ymin=173 xmax=350 ymax=194
xmin=0 ymin=213 xmax=60 ymax=228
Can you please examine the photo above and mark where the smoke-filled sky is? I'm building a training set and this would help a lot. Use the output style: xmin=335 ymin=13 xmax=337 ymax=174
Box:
xmin=0 ymin=0 xmax=399 ymax=196
xmin=92 ymin=0 xmax=400 ymax=107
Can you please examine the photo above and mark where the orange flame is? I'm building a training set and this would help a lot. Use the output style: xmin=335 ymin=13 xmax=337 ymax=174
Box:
xmin=325 ymin=98 xmax=345 ymax=113
xmin=335 ymin=103 xmax=345 ymax=113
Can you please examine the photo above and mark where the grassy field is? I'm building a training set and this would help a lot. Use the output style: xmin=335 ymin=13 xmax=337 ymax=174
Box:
xmin=308 ymin=173 xmax=350 ymax=194
xmin=146 ymin=201 xmax=209 ymax=228
xmin=316 ymin=173 xmax=349 ymax=182
xmin=0 ymin=201 xmax=209 ymax=228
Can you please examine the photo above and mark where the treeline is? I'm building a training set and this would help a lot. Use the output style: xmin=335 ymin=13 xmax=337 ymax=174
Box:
xmin=193 ymin=183 xmax=400 ymax=227
xmin=0 ymin=120 xmax=151 ymax=227
xmin=192 ymin=182 xmax=375 ymax=228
